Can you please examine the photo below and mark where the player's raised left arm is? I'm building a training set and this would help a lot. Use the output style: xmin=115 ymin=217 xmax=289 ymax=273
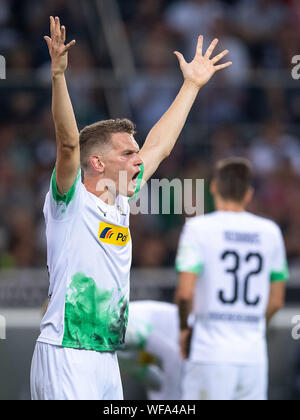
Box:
xmin=44 ymin=16 xmax=79 ymax=195
xmin=139 ymin=36 xmax=232 ymax=182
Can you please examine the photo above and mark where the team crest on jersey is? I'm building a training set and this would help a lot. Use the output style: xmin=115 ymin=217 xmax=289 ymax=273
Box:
xmin=98 ymin=222 xmax=130 ymax=246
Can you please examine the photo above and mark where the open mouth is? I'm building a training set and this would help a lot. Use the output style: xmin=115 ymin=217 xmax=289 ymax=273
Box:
xmin=132 ymin=171 xmax=140 ymax=183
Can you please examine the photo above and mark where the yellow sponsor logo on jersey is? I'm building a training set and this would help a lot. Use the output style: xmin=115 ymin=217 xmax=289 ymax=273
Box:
xmin=98 ymin=222 xmax=130 ymax=246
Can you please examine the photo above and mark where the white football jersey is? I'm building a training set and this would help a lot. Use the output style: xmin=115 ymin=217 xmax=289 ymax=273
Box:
xmin=176 ymin=211 xmax=288 ymax=365
xmin=38 ymin=165 xmax=143 ymax=352
xmin=125 ymin=301 xmax=180 ymax=349
xmin=121 ymin=301 xmax=182 ymax=400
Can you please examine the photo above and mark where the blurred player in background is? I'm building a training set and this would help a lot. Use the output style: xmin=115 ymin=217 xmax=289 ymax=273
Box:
xmin=176 ymin=158 xmax=289 ymax=400
xmin=119 ymin=300 xmax=183 ymax=400
xmin=30 ymin=16 xmax=232 ymax=400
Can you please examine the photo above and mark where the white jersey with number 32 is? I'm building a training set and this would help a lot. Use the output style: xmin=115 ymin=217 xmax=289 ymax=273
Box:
xmin=176 ymin=211 xmax=288 ymax=365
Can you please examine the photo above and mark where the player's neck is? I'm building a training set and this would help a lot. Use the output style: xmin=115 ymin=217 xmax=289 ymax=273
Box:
xmin=84 ymin=176 xmax=117 ymax=206
xmin=216 ymin=199 xmax=245 ymax=213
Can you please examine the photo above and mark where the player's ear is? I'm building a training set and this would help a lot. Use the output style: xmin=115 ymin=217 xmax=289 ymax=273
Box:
xmin=244 ymin=187 xmax=254 ymax=206
xmin=210 ymin=179 xmax=217 ymax=196
xmin=90 ymin=155 xmax=105 ymax=174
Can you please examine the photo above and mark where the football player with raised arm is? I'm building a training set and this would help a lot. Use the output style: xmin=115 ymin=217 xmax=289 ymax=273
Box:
xmin=30 ymin=16 xmax=232 ymax=400
xmin=176 ymin=158 xmax=288 ymax=400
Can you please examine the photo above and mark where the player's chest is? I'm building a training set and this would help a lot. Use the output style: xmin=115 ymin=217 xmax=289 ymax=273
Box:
xmin=80 ymin=201 xmax=131 ymax=249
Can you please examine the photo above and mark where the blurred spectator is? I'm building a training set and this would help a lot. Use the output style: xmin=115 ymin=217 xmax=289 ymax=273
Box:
xmin=128 ymin=32 xmax=178 ymax=128
xmin=287 ymin=0 xmax=300 ymax=27
xmin=0 ymin=0 xmax=11 ymax=25
xmin=211 ymin=18 xmax=251 ymax=87
xmin=165 ymin=0 xmax=225 ymax=60
xmin=1 ymin=0 xmax=300 ymax=268
xmin=248 ymin=119 xmax=300 ymax=175
xmin=134 ymin=234 xmax=169 ymax=268
xmin=3 ymin=208 xmax=36 ymax=268
xmin=232 ymin=0 xmax=288 ymax=67
xmin=233 ymin=0 xmax=288 ymax=43
xmin=211 ymin=124 xmax=247 ymax=163
xmin=0 ymin=0 xmax=19 ymax=52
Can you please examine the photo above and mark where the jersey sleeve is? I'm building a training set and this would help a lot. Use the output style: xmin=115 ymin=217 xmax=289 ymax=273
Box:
xmin=45 ymin=167 xmax=83 ymax=221
xmin=175 ymin=220 xmax=204 ymax=275
xmin=270 ymin=226 xmax=289 ymax=283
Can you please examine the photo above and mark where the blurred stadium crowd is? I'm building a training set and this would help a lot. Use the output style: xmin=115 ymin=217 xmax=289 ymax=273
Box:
xmin=0 ymin=0 xmax=300 ymax=270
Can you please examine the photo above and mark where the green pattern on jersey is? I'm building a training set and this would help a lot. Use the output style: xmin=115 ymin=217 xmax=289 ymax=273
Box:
xmin=51 ymin=167 xmax=81 ymax=206
xmin=62 ymin=272 xmax=128 ymax=352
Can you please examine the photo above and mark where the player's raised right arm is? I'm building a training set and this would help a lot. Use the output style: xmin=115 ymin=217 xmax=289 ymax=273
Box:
xmin=44 ymin=16 xmax=79 ymax=195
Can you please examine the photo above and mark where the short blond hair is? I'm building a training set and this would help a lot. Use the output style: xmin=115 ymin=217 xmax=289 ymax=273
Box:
xmin=79 ymin=118 xmax=136 ymax=170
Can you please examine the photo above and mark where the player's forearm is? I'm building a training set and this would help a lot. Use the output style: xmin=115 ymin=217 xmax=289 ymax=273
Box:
xmin=177 ymin=298 xmax=193 ymax=360
xmin=144 ymin=80 xmax=199 ymax=159
xmin=177 ymin=297 xmax=192 ymax=330
xmin=52 ymin=73 xmax=79 ymax=148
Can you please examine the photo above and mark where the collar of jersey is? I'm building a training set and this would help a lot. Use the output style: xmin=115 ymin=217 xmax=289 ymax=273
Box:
xmin=89 ymin=192 xmax=118 ymax=213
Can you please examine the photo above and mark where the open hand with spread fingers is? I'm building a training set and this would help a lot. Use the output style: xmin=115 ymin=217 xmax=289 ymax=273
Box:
xmin=174 ymin=36 xmax=232 ymax=89
xmin=44 ymin=16 xmax=76 ymax=76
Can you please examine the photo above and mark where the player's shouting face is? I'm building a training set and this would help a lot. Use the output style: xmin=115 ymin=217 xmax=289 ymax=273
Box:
xmin=79 ymin=119 xmax=143 ymax=201
xmin=100 ymin=132 xmax=143 ymax=198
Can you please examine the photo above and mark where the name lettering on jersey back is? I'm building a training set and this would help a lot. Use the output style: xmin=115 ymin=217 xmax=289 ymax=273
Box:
xmin=98 ymin=222 xmax=130 ymax=246
xmin=197 ymin=312 xmax=261 ymax=324
xmin=224 ymin=231 xmax=260 ymax=244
